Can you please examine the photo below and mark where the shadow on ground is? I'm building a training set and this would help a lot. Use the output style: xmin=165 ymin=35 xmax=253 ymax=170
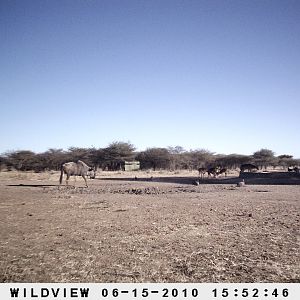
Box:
xmin=95 ymin=173 xmax=300 ymax=185
xmin=7 ymin=184 xmax=60 ymax=188
xmin=6 ymin=172 xmax=300 ymax=187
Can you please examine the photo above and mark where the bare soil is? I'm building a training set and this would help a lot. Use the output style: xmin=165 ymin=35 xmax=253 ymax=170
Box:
xmin=0 ymin=170 xmax=299 ymax=282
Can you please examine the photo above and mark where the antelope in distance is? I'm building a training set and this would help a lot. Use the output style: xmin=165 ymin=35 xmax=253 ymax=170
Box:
xmin=59 ymin=160 xmax=94 ymax=187
xmin=198 ymin=166 xmax=228 ymax=179
xmin=198 ymin=167 xmax=207 ymax=179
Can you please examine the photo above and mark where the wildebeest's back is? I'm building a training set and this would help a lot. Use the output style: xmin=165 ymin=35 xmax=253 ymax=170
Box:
xmin=63 ymin=162 xmax=79 ymax=175
xmin=63 ymin=160 xmax=89 ymax=176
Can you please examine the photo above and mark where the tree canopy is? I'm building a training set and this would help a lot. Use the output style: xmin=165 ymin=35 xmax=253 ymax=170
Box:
xmin=0 ymin=143 xmax=299 ymax=172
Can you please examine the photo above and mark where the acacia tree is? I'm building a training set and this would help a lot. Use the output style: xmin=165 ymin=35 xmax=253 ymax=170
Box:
xmin=253 ymin=149 xmax=278 ymax=169
xmin=42 ymin=148 xmax=69 ymax=170
xmin=277 ymin=155 xmax=298 ymax=169
xmin=67 ymin=147 xmax=91 ymax=162
xmin=4 ymin=150 xmax=38 ymax=171
xmin=188 ymin=149 xmax=215 ymax=169
xmin=168 ymin=146 xmax=186 ymax=170
xmin=88 ymin=148 xmax=105 ymax=171
xmin=215 ymin=154 xmax=251 ymax=169
xmin=102 ymin=142 xmax=136 ymax=170
xmin=0 ymin=155 xmax=6 ymax=171
xmin=136 ymin=148 xmax=171 ymax=170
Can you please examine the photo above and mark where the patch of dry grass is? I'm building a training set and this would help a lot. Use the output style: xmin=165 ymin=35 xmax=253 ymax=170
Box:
xmin=0 ymin=171 xmax=299 ymax=282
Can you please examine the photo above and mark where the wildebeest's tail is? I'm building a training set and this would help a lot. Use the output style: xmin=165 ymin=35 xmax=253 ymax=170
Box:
xmin=59 ymin=165 xmax=64 ymax=184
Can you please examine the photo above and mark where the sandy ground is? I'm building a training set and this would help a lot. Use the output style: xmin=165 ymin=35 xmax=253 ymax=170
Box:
xmin=0 ymin=170 xmax=299 ymax=282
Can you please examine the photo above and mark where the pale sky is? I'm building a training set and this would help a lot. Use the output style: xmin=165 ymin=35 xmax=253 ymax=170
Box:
xmin=1 ymin=0 xmax=300 ymax=157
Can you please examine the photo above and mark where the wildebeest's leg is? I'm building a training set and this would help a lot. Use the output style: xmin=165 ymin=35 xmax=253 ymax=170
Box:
xmin=59 ymin=167 xmax=64 ymax=184
xmin=66 ymin=174 xmax=70 ymax=185
xmin=82 ymin=175 xmax=88 ymax=187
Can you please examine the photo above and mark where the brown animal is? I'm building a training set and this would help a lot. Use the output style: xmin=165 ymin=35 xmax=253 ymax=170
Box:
xmin=198 ymin=167 xmax=207 ymax=179
xmin=59 ymin=160 xmax=94 ymax=187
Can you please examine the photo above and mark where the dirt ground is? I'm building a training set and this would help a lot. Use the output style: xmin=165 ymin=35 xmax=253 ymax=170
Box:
xmin=0 ymin=170 xmax=299 ymax=283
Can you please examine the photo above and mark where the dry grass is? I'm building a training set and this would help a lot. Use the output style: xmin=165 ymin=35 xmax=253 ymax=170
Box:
xmin=0 ymin=170 xmax=299 ymax=282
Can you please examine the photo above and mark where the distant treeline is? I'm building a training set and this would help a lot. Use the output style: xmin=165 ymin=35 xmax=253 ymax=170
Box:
xmin=0 ymin=142 xmax=299 ymax=172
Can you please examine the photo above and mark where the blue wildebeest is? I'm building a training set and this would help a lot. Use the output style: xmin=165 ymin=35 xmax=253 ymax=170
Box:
xmin=240 ymin=163 xmax=259 ymax=172
xmin=59 ymin=160 xmax=94 ymax=187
